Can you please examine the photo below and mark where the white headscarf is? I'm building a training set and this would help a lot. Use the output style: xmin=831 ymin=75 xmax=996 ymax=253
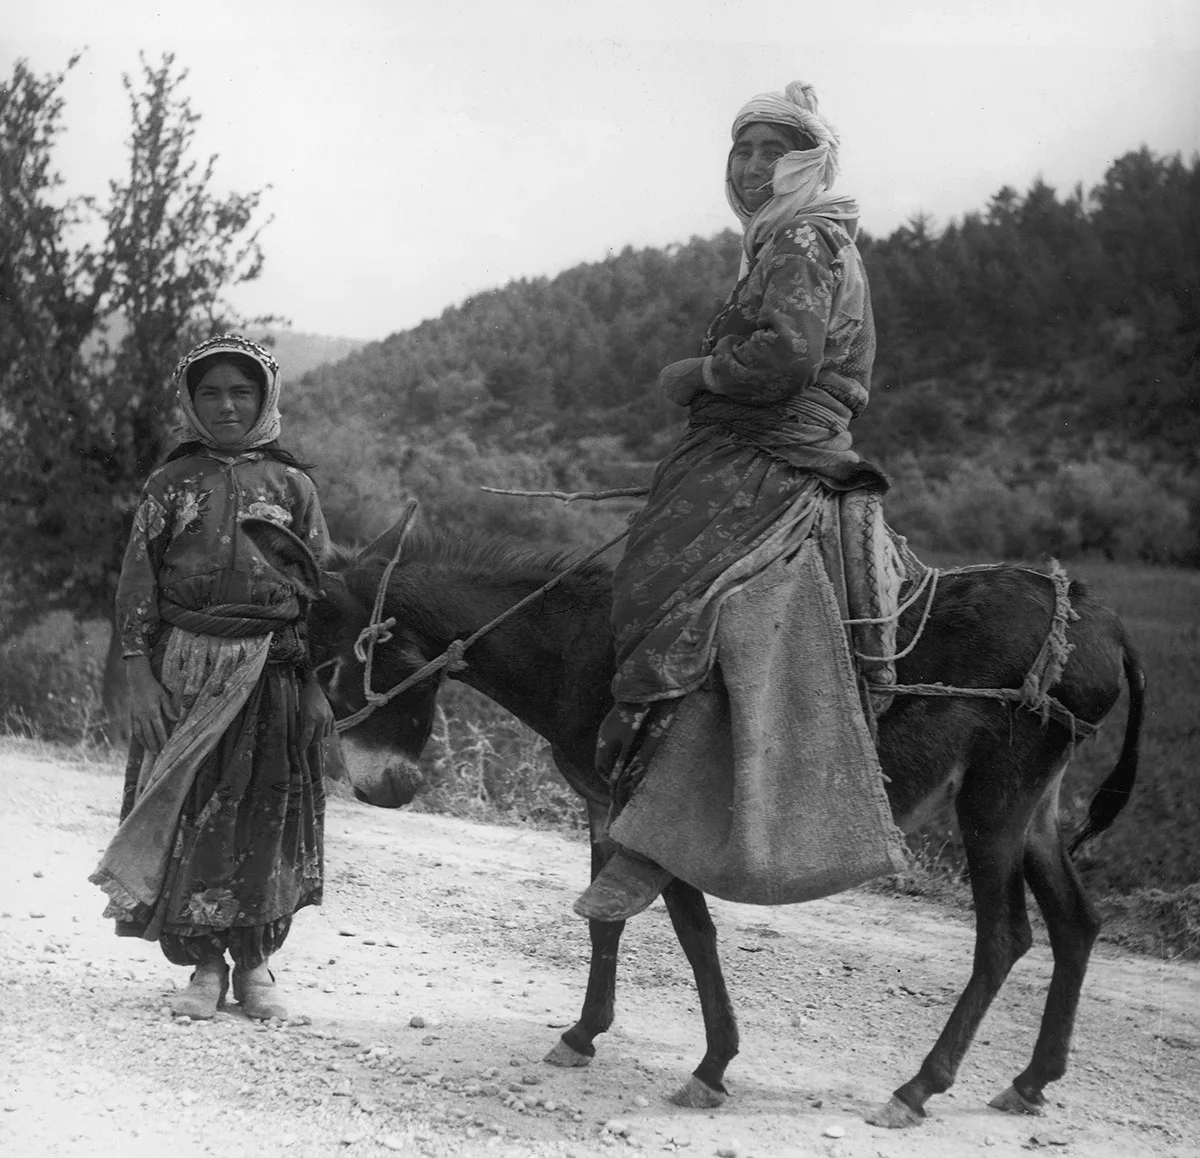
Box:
xmin=171 ymin=333 xmax=282 ymax=454
xmin=725 ymin=80 xmax=861 ymax=270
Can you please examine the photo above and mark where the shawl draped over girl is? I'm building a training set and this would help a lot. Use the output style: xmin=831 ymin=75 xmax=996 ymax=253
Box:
xmin=91 ymin=335 xmax=337 ymax=949
xmin=603 ymin=82 xmax=906 ymax=902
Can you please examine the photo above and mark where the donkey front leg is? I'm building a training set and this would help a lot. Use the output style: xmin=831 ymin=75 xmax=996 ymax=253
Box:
xmin=545 ymin=915 xmax=625 ymax=1067
xmin=662 ymin=879 xmax=739 ymax=1108
xmin=546 ymin=807 xmax=625 ymax=1068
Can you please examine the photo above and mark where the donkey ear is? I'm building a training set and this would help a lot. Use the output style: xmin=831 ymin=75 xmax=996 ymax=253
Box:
xmin=241 ymin=516 xmax=323 ymax=601
xmin=353 ymin=498 xmax=421 ymax=567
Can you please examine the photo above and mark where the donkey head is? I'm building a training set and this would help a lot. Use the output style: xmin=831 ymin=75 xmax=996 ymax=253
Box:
xmin=243 ymin=506 xmax=442 ymax=801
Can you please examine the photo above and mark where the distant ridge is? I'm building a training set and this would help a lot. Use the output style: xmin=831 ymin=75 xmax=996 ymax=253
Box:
xmin=250 ymin=330 xmax=368 ymax=379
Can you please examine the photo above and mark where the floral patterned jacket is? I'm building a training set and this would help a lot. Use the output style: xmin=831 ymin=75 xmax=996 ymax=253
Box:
xmin=702 ymin=213 xmax=874 ymax=419
xmin=117 ymin=450 xmax=330 ymax=658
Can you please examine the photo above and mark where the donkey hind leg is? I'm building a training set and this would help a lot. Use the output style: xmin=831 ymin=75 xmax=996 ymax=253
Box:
xmin=990 ymin=791 xmax=1101 ymax=1116
xmin=868 ymin=782 xmax=1036 ymax=1129
xmin=547 ymin=803 xmax=625 ymax=1068
xmin=661 ymin=879 xmax=738 ymax=1109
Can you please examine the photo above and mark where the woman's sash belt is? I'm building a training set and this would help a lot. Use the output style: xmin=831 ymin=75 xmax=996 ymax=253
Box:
xmin=687 ymin=393 xmax=888 ymax=492
xmin=160 ymin=596 xmax=300 ymax=638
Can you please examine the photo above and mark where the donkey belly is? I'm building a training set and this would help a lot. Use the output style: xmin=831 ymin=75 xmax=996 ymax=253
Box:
xmin=891 ymin=760 xmax=967 ymax=835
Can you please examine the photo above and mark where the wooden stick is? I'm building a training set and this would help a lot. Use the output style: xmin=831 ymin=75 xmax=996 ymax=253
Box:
xmin=479 ymin=485 xmax=649 ymax=504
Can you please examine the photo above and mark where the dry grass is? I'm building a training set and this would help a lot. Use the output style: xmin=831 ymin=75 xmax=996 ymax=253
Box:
xmin=403 ymin=683 xmax=586 ymax=833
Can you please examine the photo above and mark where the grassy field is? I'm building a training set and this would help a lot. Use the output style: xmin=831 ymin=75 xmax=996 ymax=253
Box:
xmin=1048 ymin=558 xmax=1200 ymax=894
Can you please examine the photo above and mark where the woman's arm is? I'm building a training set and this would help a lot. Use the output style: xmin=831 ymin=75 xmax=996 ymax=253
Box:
xmin=291 ymin=478 xmax=336 ymax=747
xmin=291 ymin=476 xmax=332 ymax=564
xmin=116 ymin=482 xmax=170 ymax=660
xmin=117 ymin=477 xmax=175 ymax=750
xmin=125 ymin=654 xmax=176 ymax=753
xmin=299 ymin=668 xmax=334 ymax=747
xmin=704 ymin=220 xmax=840 ymax=405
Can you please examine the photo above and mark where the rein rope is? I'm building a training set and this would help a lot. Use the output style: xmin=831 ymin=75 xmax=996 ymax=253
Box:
xmin=334 ymin=520 xmax=632 ymax=733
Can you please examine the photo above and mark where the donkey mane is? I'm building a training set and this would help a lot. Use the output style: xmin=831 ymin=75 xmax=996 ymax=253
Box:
xmin=330 ymin=526 xmax=616 ymax=650
xmin=369 ymin=525 xmax=614 ymax=588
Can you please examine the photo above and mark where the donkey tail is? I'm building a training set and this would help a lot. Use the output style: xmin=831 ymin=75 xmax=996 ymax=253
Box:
xmin=1068 ymin=636 xmax=1146 ymax=857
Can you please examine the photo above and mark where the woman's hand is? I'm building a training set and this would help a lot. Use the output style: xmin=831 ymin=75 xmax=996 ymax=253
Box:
xmin=658 ymin=358 xmax=709 ymax=407
xmin=125 ymin=655 xmax=176 ymax=754
xmin=299 ymin=672 xmax=335 ymax=748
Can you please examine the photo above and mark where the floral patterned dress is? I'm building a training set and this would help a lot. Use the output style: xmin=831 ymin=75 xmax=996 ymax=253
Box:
xmin=599 ymin=213 xmax=885 ymax=806
xmin=94 ymin=449 xmax=333 ymax=967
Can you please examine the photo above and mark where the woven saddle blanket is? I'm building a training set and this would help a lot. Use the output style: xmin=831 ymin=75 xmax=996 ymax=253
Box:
xmin=818 ymin=487 xmax=920 ymax=720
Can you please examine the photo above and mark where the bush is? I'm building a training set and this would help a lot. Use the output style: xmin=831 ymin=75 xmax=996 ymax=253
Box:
xmin=1096 ymin=885 xmax=1200 ymax=961
xmin=407 ymin=681 xmax=586 ymax=831
xmin=0 ymin=613 xmax=107 ymax=744
xmin=1044 ymin=460 xmax=1197 ymax=563
xmin=882 ymin=453 xmax=1198 ymax=565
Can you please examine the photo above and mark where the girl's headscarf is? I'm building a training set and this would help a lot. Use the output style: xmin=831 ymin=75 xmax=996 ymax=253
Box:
xmin=171 ymin=333 xmax=282 ymax=454
xmin=725 ymin=80 xmax=861 ymax=270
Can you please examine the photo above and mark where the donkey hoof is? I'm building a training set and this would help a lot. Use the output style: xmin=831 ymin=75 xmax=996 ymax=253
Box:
xmin=544 ymin=1037 xmax=592 ymax=1068
xmin=670 ymin=1075 xmax=727 ymax=1108
xmin=989 ymin=1085 xmax=1045 ymax=1116
xmin=865 ymin=1095 xmax=925 ymax=1129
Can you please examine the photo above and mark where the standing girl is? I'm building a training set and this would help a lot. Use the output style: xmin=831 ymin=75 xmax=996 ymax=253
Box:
xmin=92 ymin=333 xmax=338 ymax=1020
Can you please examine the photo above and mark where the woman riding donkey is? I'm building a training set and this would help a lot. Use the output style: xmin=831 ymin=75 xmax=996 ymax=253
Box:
xmin=91 ymin=334 xmax=342 ymax=1020
xmin=575 ymin=80 xmax=907 ymax=922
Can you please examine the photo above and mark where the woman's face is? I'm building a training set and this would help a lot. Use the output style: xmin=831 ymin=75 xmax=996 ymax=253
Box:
xmin=192 ymin=361 xmax=263 ymax=446
xmin=730 ymin=123 xmax=796 ymax=212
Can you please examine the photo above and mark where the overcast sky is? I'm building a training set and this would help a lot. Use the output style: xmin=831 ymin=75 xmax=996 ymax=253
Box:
xmin=5 ymin=0 xmax=1199 ymax=341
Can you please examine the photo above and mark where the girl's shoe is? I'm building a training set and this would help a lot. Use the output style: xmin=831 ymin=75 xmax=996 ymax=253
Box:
xmin=169 ymin=961 xmax=229 ymax=1019
xmin=232 ymin=967 xmax=288 ymax=1020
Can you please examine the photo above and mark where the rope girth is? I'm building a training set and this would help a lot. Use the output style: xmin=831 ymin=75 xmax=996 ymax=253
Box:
xmin=863 ymin=679 xmax=1099 ymax=739
xmin=858 ymin=559 xmax=1097 ymax=743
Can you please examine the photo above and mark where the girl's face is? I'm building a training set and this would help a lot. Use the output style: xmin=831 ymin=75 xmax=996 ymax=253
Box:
xmin=193 ymin=362 xmax=263 ymax=446
xmin=729 ymin=123 xmax=795 ymax=212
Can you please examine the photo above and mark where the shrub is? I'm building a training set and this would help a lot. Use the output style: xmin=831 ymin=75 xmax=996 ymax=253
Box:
xmin=1096 ymin=885 xmax=1200 ymax=961
xmin=882 ymin=453 xmax=1198 ymax=565
xmin=0 ymin=613 xmax=107 ymax=745
xmin=408 ymin=681 xmax=585 ymax=831
xmin=1045 ymin=460 xmax=1197 ymax=563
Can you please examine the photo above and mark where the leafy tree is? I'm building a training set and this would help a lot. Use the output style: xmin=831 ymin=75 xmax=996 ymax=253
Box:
xmin=0 ymin=53 xmax=272 ymax=733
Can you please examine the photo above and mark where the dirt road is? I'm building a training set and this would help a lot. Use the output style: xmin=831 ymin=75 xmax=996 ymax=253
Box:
xmin=1 ymin=745 xmax=1197 ymax=1158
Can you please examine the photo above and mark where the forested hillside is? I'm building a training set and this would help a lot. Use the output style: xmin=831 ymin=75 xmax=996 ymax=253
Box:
xmin=286 ymin=147 xmax=1199 ymax=566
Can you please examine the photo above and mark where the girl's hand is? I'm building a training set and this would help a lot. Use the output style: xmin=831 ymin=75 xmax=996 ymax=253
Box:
xmin=125 ymin=656 xmax=176 ymax=753
xmin=299 ymin=673 xmax=334 ymax=748
xmin=658 ymin=358 xmax=709 ymax=407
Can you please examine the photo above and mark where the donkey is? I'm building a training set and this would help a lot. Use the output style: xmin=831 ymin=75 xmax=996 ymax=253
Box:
xmin=243 ymin=514 xmax=1144 ymax=1129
